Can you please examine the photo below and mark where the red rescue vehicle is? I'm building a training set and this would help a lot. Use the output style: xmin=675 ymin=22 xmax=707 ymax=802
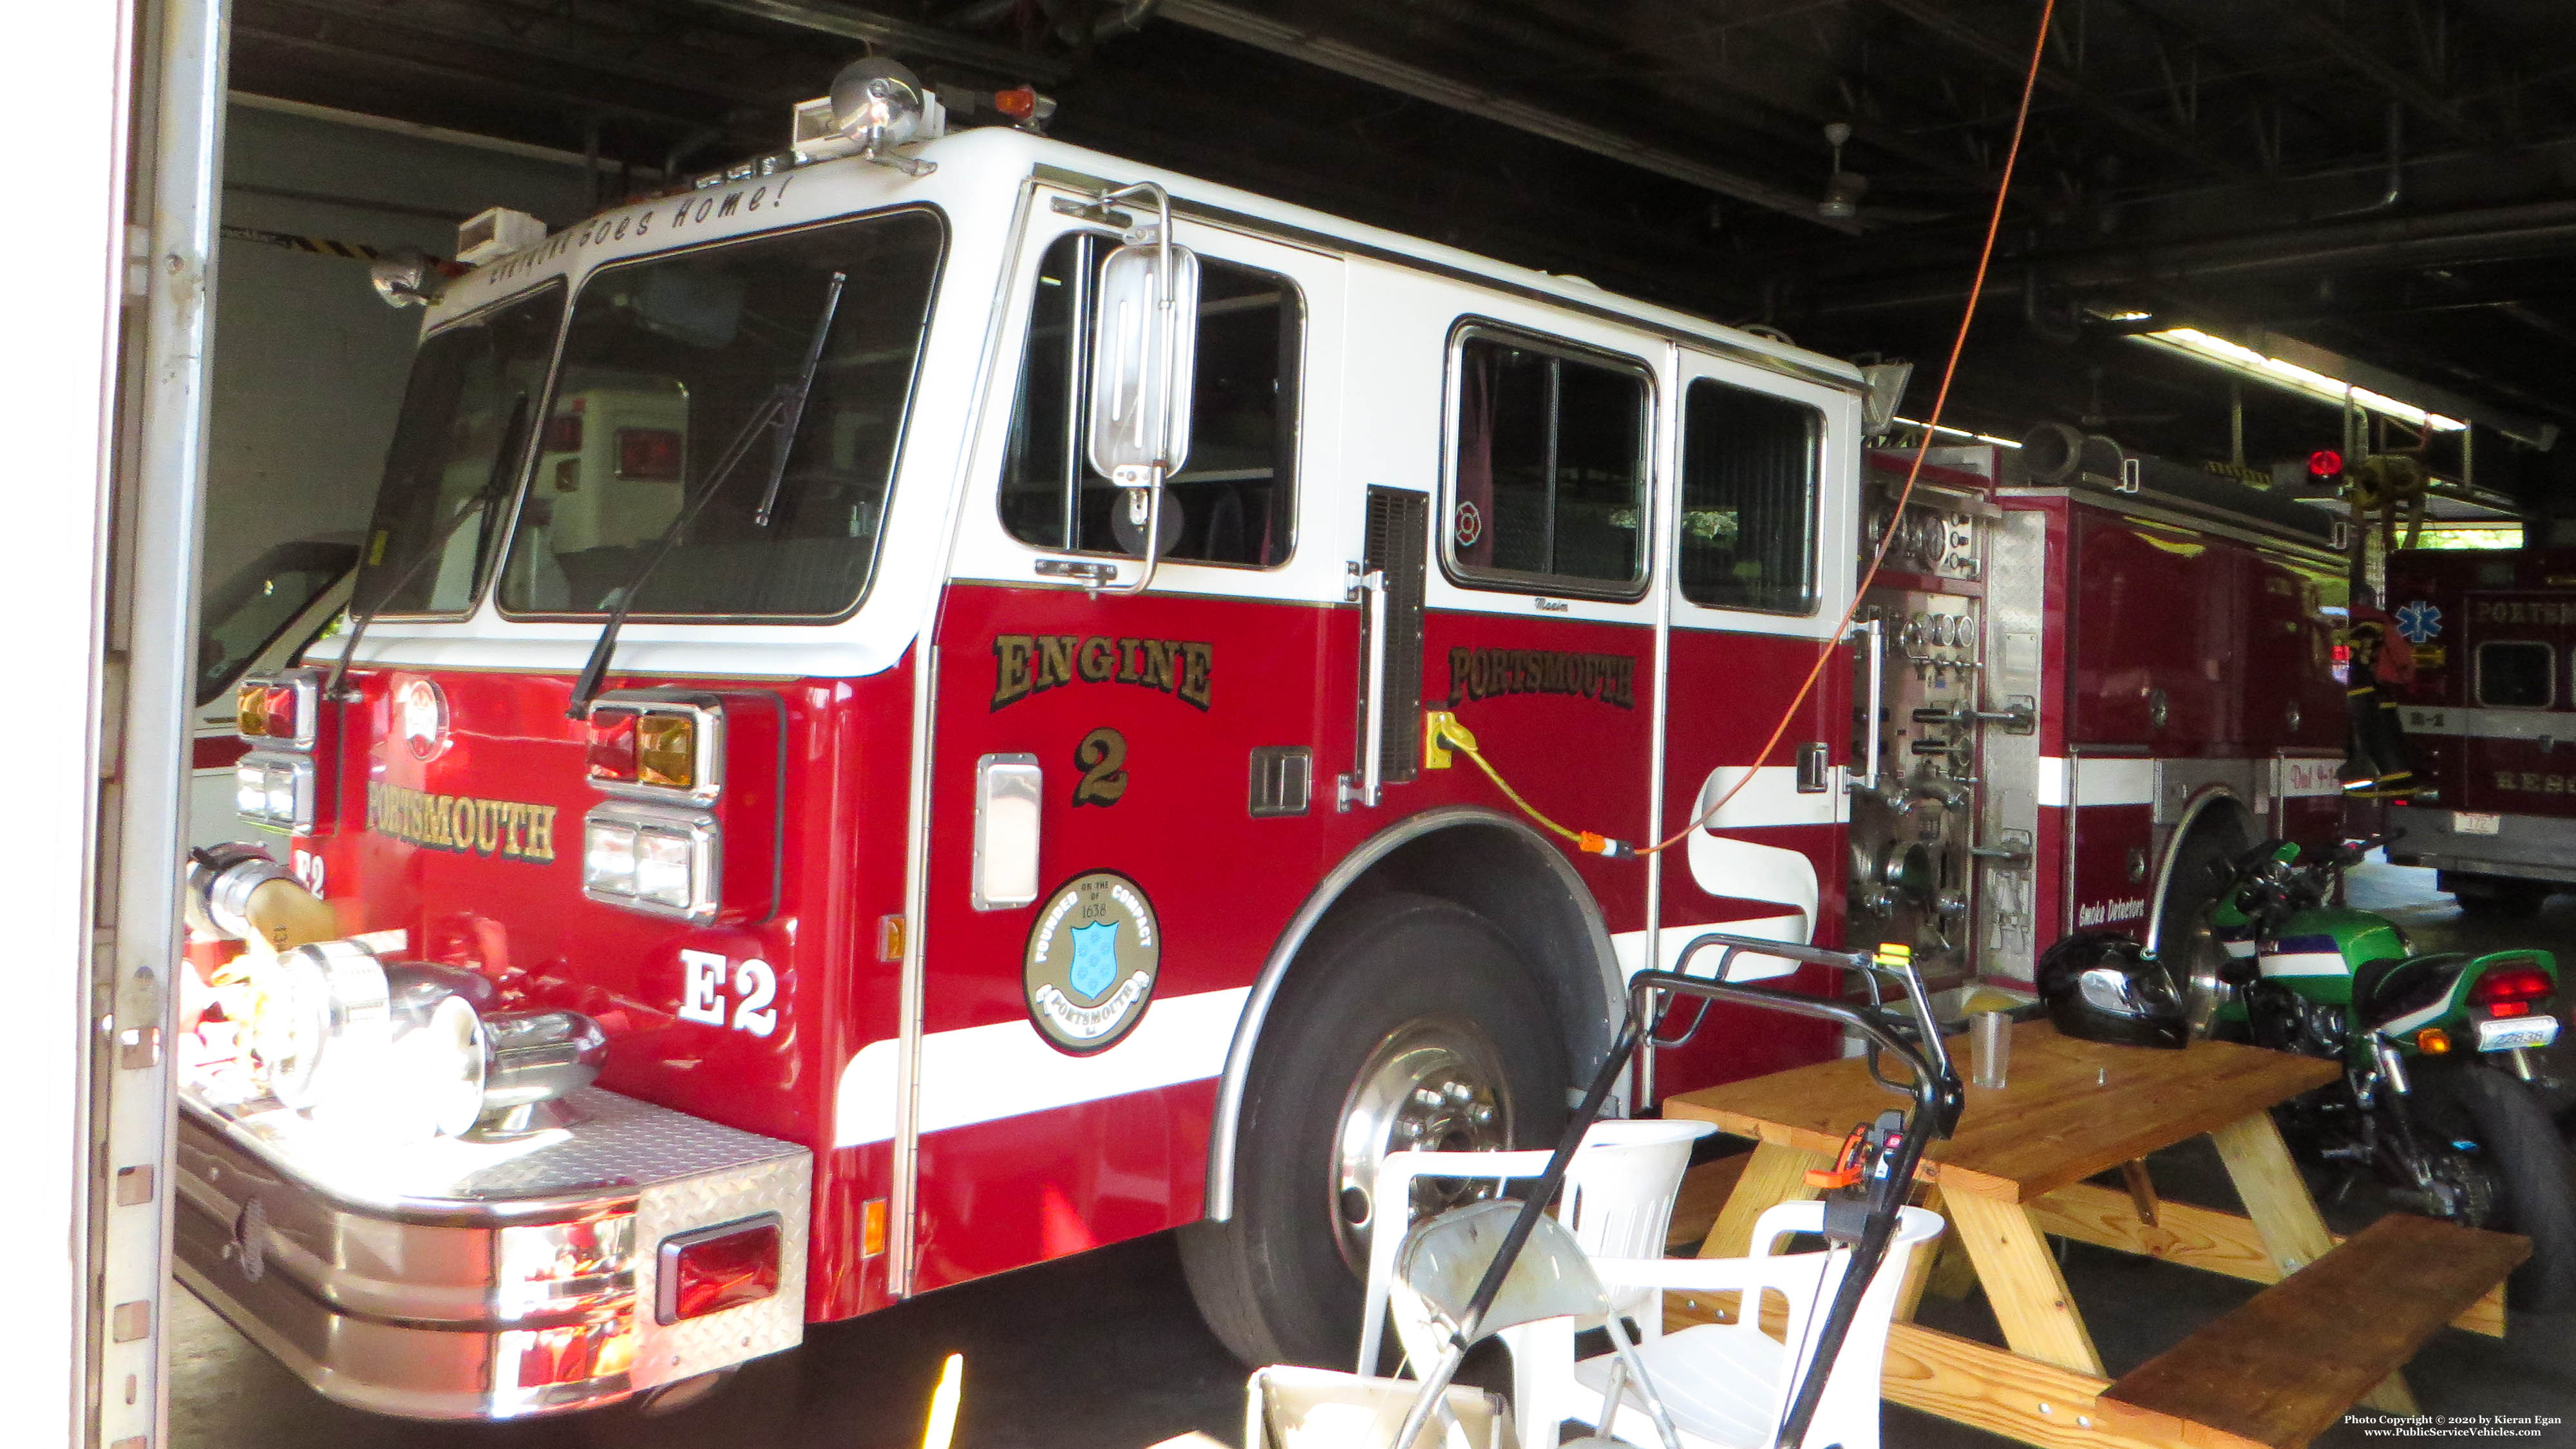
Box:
xmin=175 ymin=74 xmax=2351 ymax=1419
xmin=2382 ymin=545 xmax=2576 ymax=911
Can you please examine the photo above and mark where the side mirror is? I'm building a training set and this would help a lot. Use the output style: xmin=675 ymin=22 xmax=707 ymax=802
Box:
xmin=1086 ymin=239 xmax=1199 ymax=491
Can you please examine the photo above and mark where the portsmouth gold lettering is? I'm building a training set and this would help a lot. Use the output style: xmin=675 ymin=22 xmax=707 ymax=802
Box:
xmin=1447 ymin=646 xmax=1637 ymax=710
xmin=1115 ymin=638 xmax=1143 ymax=685
xmin=366 ymin=784 xmax=557 ymax=862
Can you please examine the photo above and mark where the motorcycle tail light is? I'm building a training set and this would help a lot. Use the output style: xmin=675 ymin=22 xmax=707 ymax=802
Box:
xmin=586 ymin=708 xmax=638 ymax=782
xmin=656 ymin=1216 xmax=781 ymax=1323
xmin=2472 ymin=963 xmax=2553 ymax=1019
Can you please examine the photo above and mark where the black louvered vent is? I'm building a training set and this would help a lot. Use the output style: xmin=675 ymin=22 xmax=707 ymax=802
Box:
xmin=1361 ymin=486 xmax=1429 ymax=784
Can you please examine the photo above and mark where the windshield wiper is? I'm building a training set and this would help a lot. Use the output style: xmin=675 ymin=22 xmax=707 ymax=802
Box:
xmin=323 ymin=392 xmax=530 ymax=703
xmin=564 ymin=270 xmax=847 ymax=719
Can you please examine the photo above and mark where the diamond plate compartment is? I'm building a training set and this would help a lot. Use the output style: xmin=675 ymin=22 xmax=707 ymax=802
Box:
xmin=630 ymin=1148 xmax=811 ymax=1389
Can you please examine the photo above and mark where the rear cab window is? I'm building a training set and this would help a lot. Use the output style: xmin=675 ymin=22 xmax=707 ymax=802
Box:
xmin=1443 ymin=325 xmax=1651 ymax=598
xmin=1678 ymin=379 xmax=1822 ymax=615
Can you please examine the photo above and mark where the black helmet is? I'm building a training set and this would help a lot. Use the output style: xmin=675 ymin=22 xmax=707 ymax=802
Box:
xmin=2036 ymin=931 xmax=2188 ymax=1049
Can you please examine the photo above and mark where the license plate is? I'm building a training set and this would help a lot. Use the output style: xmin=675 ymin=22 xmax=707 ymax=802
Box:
xmin=2477 ymin=1016 xmax=2559 ymax=1052
xmin=2454 ymin=811 xmax=2503 ymax=835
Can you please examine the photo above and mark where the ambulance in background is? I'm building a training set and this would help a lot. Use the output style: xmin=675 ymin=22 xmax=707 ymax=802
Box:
xmin=2382 ymin=546 xmax=2576 ymax=913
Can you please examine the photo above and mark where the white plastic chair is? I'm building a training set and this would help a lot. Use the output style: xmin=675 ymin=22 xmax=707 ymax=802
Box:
xmin=1359 ymin=1119 xmax=1714 ymax=1446
xmin=1540 ymin=1202 xmax=1947 ymax=1449
xmin=1357 ymin=1119 xmax=1716 ymax=1376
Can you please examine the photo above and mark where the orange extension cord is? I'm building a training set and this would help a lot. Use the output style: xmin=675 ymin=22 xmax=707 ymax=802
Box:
xmin=1445 ymin=0 xmax=2061 ymax=858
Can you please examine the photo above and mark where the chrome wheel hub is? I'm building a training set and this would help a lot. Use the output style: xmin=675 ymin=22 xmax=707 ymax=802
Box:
xmin=1329 ymin=1019 xmax=1511 ymax=1273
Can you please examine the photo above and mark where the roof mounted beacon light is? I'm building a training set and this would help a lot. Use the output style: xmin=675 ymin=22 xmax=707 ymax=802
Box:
xmin=368 ymin=249 xmax=444 ymax=309
xmin=793 ymin=59 xmax=946 ymax=176
xmin=455 ymin=206 xmax=547 ymax=266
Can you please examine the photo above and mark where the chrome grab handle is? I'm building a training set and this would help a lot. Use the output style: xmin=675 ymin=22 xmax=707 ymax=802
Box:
xmin=1849 ymin=616 xmax=1884 ymax=795
xmin=1340 ymin=565 xmax=1388 ymax=810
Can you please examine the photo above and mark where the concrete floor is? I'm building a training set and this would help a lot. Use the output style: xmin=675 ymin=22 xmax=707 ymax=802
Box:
xmin=175 ymin=860 xmax=2576 ymax=1448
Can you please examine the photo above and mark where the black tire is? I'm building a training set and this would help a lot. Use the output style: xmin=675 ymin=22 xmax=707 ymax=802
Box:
xmin=1179 ymin=892 xmax=1568 ymax=1370
xmin=2452 ymin=1065 xmax=2576 ymax=1311
xmin=2152 ymin=810 xmax=2253 ymax=1037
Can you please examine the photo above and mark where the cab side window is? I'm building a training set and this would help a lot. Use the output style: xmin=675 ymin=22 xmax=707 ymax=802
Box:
xmin=2479 ymin=641 xmax=2554 ymax=707
xmin=1678 ymin=379 xmax=1821 ymax=614
xmin=1448 ymin=329 xmax=1649 ymax=594
xmin=999 ymin=232 xmax=1300 ymax=567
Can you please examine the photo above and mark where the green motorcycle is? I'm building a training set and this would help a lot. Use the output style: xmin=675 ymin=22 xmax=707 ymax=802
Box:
xmin=2184 ymin=836 xmax=2576 ymax=1308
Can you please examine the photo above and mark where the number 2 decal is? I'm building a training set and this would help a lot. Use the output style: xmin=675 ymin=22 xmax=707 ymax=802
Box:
xmin=677 ymin=949 xmax=778 ymax=1037
xmin=1073 ymin=726 xmax=1128 ymax=807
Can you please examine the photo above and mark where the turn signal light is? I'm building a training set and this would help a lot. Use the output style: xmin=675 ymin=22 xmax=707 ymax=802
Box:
xmin=236 ymin=674 xmax=317 ymax=749
xmin=636 ymin=714 xmax=696 ymax=788
xmin=2416 ymin=1027 xmax=2452 ymax=1054
xmin=656 ymin=1217 xmax=781 ymax=1324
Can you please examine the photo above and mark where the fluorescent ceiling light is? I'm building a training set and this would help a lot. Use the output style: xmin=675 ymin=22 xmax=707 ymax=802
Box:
xmin=2134 ymin=327 xmax=2467 ymax=431
xmin=1892 ymin=415 xmax=2023 ymax=449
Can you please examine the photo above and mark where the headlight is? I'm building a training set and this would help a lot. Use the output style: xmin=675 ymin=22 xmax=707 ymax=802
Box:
xmin=584 ymin=819 xmax=638 ymax=895
xmin=633 ymin=827 xmax=695 ymax=910
xmin=583 ymin=804 xmax=719 ymax=922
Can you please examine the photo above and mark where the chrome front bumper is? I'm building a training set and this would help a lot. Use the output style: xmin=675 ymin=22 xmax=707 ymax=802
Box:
xmin=175 ymin=1086 xmax=810 ymax=1420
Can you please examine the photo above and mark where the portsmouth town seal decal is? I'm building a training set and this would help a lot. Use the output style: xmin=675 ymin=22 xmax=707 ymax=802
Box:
xmin=1023 ymin=871 xmax=1160 ymax=1054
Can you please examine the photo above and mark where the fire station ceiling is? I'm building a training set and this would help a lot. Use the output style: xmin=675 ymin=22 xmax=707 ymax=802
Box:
xmin=232 ymin=0 xmax=2576 ymax=506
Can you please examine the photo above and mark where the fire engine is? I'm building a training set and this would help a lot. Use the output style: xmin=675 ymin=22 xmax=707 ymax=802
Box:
xmin=173 ymin=65 xmax=2349 ymax=1420
xmin=2382 ymin=545 xmax=2576 ymax=911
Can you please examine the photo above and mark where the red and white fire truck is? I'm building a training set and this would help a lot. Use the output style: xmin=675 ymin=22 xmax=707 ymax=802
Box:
xmin=175 ymin=73 xmax=2351 ymax=1419
xmin=2382 ymin=546 xmax=2576 ymax=911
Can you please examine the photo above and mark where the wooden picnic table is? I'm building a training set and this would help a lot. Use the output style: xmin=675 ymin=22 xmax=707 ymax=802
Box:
xmin=1660 ymin=1018 xmax=2515 ymax=1449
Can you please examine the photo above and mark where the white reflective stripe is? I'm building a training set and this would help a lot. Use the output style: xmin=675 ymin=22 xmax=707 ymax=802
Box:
xmin=2037 ymin=755 xmax=2068 ymax=808
xmin=2396 ymin=705 xmax=2576 ymax=741
xmin=1692 ymin=764 xmax=1849 ymax=828
xmin=1683 ymin=833 xmax=1818 ymax=943
xmin=1615 ymin=912 xmax=1810 ymax=985
xmin=834 ymin=986 xmax=1250 ymax=1147
xmin=2075 ymin=756 xmax=2156 ymax=806
xmin=2258 ymin=951 xmax=2347 ymax=978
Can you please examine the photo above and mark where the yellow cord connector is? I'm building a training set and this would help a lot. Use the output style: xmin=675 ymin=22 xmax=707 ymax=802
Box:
xmin=1425 ymin=711 xmax=1634 ymax=857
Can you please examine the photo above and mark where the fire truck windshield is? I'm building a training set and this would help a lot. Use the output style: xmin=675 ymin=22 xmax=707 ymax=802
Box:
xmin=355 ymin=282 xmax=565 ymax=615
xmin=495 ymin=207 xmax=943 ymax=621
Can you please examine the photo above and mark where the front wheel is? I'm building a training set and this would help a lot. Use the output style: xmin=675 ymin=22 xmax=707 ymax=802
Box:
xmin=2450 ymin=1065 xmax=2576 ymax=1310
xmin=1179 ymin=892 xmax=1567 ymax=1370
